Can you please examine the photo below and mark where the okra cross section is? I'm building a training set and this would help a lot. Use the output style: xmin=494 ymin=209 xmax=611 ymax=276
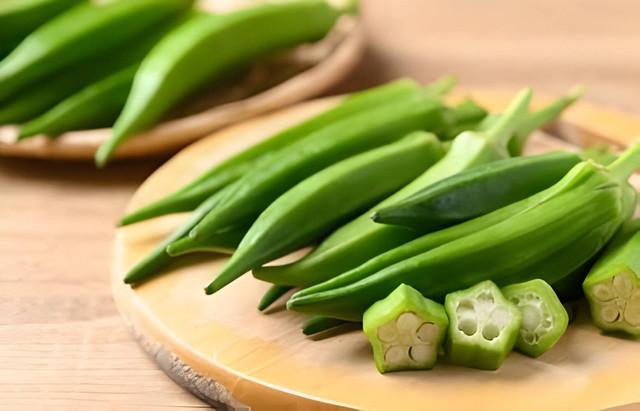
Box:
xmin=444 ymin=280 xmax=522 ymax=370
xmin=584 ymin=220 xmax=640 ymax=336
xmin=502 ymin=279 xmax=568 ymax=357
xmin=363 ymin=284 xmax=448 ymax=374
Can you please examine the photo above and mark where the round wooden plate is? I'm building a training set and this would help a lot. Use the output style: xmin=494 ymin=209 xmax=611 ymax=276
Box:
xmin=112 ymin=92 xmax=640 ymax=410
xmin=0 ymin=15 xmax=363 ymax=161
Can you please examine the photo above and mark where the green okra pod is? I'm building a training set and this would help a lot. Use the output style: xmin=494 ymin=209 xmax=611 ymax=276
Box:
xmin=445 ymin=281 xmax=522 ymax=370
xmin=96 ymin=0 xmax=355 ymax=166
xmin=583 ymin=219 xmax=640 ymax=336
xmin=123 ymin=186 xmax=233 ymax=284
xmin=202 ymin=132 xmax=443 ymax=293
xmin=170 ymin=96 xmax=446 ymax=270
xmin=119 ymin=78 xmax=429 ymax=226
xmin=0 ymin=0 xmax=194 ymax=104
xmin=502 ymin=279 xmax=569 ymax=357
xmin=0 ymin=0 xmax=86 ymax=59
xmin=371 ymin=151 xmax=581 ymax=232
xmin=19 ymin=65 xmax=137 ymax=139
xmin=254 ymin=88 xmax=533 ymax=287
xmin=363 ymin=284 xmax=448 ymax=373
xmin=287 ymin=144 xmax=640 ymax=321
xmin=289 ymin=173 xmax=582 ymax=297
xmin=166 ymin=226 xmax=247 ymax=256
xmin=0 ymin=16 xmax=187 ymax=126
xmin=258 ymin=284 xmax=294 ymax=312
xmin=302 ymin=316 xmax=350 ymax=335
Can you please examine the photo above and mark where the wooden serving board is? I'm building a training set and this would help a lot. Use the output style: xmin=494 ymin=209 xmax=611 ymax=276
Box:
xmin=112 ymin=92 xmax=640 ymax=410
xmin=0 ymin=15 xmax=363 ymax=161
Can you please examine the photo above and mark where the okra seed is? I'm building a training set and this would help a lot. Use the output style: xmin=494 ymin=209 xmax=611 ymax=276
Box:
xmin=477 ymin=291 xmax=495 ymax=305
xmin=457 ymin=317 xmax=477 ymax=336
xmin=613 ymin=273 xmax=633 ymax=297
xmin=456 ymin=299 xmax=476 ymax=317
xmin=593 ymin=283 xmax=616 ymax=302
xmin=416 ymin=322 xmax=438 ymax=343
xmin=541 ymin=316 xmax=552 ymax=329
xmin=521 ymin=304 xmax=541 ymax=332
xmin=409 ymin=345 xmax=433 ymax=364
xmin=481 ymin=323 xmax=501 ymax=341
xmin=521 ymin=330 xmax=536 ymax=345
xmin=396 ymin=312 xmax=422 ymax=334
xmin=624 ymin=304 xmax=640 ymax=326
xmin=601 ymin=304 xmax=621 ymax=323
xmin=489 ymin=307 xmax=512 ymax=327
xmin=378 ymin=322 xmax=399 ymax=343
xmin=525 ymin=292 xmax=541 ymax=302
xmin=384 ymin=345 xmax=406 ymax=364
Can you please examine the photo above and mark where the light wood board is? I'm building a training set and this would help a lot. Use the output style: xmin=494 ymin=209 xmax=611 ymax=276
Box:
xmin=112 ymin=93 xmax=640 ymax=410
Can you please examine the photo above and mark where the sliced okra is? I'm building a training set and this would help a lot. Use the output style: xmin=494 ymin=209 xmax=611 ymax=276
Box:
xmin=444 ymin=280 xmax=522 ymax=370
xmin=363 ymin=284 xmax=448 ymax=374
xmin=583 ymin=220 xmax=640 ymax=337
xmin=502 ymin=279 xmax=569 ymax=357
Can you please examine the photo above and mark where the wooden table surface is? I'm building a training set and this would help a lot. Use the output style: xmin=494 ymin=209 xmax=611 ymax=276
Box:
xmin=3 ymin=1 xmax=640 ymax=409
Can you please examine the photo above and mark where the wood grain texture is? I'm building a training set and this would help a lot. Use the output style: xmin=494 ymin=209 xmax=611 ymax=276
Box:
xmin=3 ymin=0 xmax=640 ymax=408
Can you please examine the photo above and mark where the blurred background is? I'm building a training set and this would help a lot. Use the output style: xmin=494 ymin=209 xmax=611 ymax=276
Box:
xmin=335 ymin=0 xmax=640 ymax=114
xmin=2 ymin=0 xmax=640 ymax=407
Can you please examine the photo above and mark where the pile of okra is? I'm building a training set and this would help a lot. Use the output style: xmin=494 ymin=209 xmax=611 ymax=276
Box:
xmin=121 ymin=76 xmax=640 ymax=373
xmin=0 ymin=0 xmax=356 ymax=166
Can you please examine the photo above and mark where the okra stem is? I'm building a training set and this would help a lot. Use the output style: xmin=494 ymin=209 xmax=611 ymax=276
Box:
xmin=606 ymin=142 xmax=640 ymax=181
xmin=484 ymin=87 xmax=532 ymax=149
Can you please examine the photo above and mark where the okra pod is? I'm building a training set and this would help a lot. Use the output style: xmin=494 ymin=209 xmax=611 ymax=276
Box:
xmin=0 ymin=0 xmax=86 ymax=58
xmin=290 ymin=176 xmax=579 ymax=298
xmin=371 ymin=151 xmax=581 ymax=232
xmin=96 ymin=0 xmax=354 ymax=166
xmin=170 ymin=96 xmax=446 ymax=274
xmin=302 ymin=316 xmax=350 ymax=336
xmin=0 ymin=0 xmax=194 ymax=103
xmin=502 ymin=279 xmax=569 ymax=357
xmin=363 ymin=284 xmax=448 ymax=373
xmin=258 ymin=284 xmax=294 ymax=312
xmin=583 ymin=219 xmax=640 ymax=336
xmin=123 ymin=186 xmax=232 ymax=284
xmin=19 ymin=65 xmax=136 ymax=139
xmin=445 ymin=281 xmax=522 ymax=370
xmin=202 ymin=132 xmax=443 ymax=293
xmin=287 ymin=144 xmax=640 ymax=321
xmin=0 ymin=17 xmax=185 ymax=126
xmin=254 ymin=88 xmax=532 ymax=287
xmin=119 ymin=79 xmax=429 ymax=226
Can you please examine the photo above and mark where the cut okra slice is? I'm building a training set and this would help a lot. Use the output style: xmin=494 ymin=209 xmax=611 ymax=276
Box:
xmin=444 ymin=280 xmax=522 ymax=370
xmin=502 ymin=279 xmax=569 ymax=357
xmin=583 ymin=220 xmax=640 ymax=336
xmin=363 ymin=284 xmax=448 ymax=374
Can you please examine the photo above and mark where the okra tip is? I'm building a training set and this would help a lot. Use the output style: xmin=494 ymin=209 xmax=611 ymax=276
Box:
xmin=567 ymin=84 xmax=586 ymax=102
xmin=332 ymin=0 xmax=360 ymax=15
xmin=423 ymin=75 xmax=458 ymax=96
xmin=94 ymin=142 xmax=114 ymax=168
